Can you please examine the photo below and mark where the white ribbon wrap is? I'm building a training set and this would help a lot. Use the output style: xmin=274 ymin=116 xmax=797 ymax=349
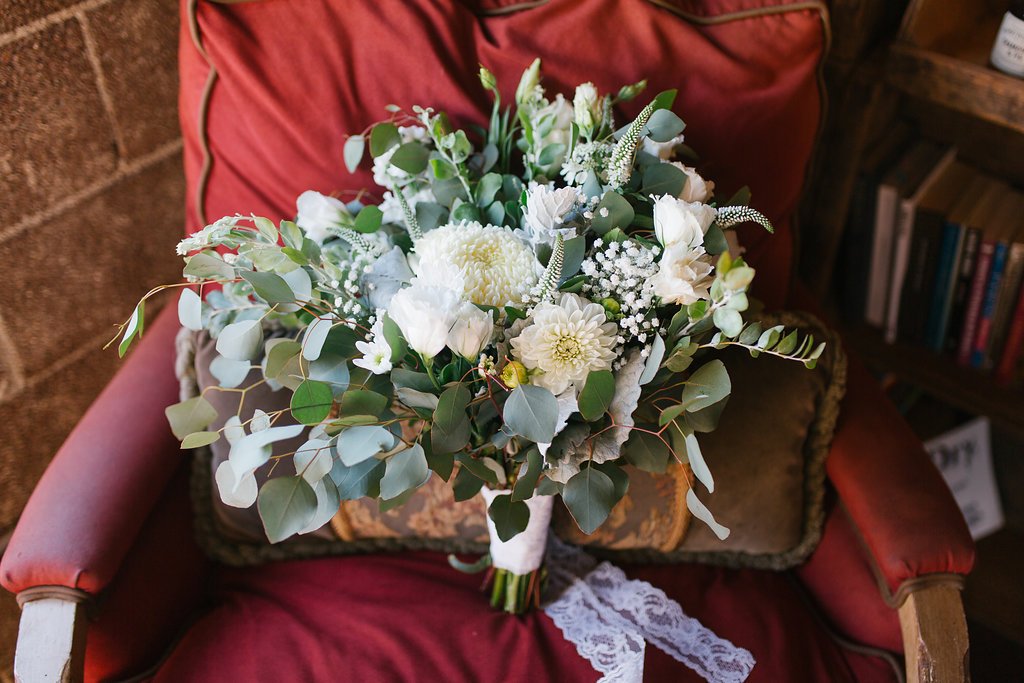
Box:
xmin=481 ymin=488 xmax=554 ymax=574
xmin=543 ymin=538 xmax=755 ymax=683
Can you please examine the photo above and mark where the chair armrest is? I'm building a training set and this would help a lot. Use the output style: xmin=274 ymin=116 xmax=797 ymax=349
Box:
xmin=827 ymin=352 xmax=975 ymax=597
xmin=13 ymin=592 xmax=88 ymax=683
xmin=1 ymin=304 xmax=184 ymax=596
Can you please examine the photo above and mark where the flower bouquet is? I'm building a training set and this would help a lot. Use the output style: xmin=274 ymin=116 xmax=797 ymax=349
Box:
xmin=114 ymin=60 xmax=824 ymax=615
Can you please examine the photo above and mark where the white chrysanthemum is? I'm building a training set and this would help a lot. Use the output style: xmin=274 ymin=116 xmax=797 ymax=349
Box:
xmin=412 ymin=222 xmax=541 ymax=308
xmin=510 ymin=294 xmax=618 ymax=394
xmin=353 ymin=319 xmax=393 ymax=375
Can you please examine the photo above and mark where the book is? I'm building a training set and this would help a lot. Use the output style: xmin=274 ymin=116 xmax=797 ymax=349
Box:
xmin=969 ymin=191 xmax=1021 ymax=368
xmin=985 ymin=195 xmax=1024 ymax=370
xmin=885 ymin=148 xmax=958 ymax=344
xmin=838 ymin=126 xmax=912 ymax=322
xmin=928 ymin=172 xmax=992 ymax=352
xmin=995 ymin=284 xmax=1024 ymax=385
xmin=865 ymin=141 xmax=946 ymax=328
xmin=956 ymin=180 xmax=1009 ymax=365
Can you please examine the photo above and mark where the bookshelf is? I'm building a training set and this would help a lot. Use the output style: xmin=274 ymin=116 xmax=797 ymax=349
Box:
xmin=803 ymin=0 xmax=1024 ymax=434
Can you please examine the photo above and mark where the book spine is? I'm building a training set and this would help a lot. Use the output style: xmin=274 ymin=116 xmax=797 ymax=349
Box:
xmin=996 ymin=287 xmax=1024 ymax=384
xmin=898 ymin=214 xmax=941 ymax=345
xmin=946 ymin=228 xmax=981 ymax=354
xmin=987 ymin=243 xmax=1024 ymax=368
xmin=928 ymin=223 xmax=964 ymax=351
xmin=885 ymin=198 xmax=916 ymax=344
xmin=970 ymin=242 xmax=1008 ymax=368
xmin=958 ymin=240 xmax=994 ymax=365
xmin=866 ymin=185 xmax=898 ymax=327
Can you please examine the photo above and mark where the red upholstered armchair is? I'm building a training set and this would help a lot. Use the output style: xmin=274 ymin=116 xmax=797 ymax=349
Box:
xmin=2 ymin=1 xmax=974 ymax=681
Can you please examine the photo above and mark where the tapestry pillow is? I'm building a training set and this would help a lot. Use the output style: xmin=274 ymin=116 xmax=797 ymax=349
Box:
xmin=182 ymin=311 xmax=844 ymax=569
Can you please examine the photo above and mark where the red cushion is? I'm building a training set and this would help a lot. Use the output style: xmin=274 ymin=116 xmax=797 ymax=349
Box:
xmin=153 ymin=551 xmax=897 ymax=682
xmin=180 ymin=0 xmax=828 ymax=308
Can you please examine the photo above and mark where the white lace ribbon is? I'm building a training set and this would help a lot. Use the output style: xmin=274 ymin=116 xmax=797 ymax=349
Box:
xmin=543 ymin=539 xmax=755 ymax=683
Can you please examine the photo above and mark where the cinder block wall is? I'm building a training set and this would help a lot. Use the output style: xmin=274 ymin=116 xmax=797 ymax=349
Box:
xmin=0 ymin=0 xmax=184 ymax=673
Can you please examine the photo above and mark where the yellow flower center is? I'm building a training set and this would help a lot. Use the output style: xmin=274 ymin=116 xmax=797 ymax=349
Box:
xmin=553 ymin=335 xmax=583 ymax=362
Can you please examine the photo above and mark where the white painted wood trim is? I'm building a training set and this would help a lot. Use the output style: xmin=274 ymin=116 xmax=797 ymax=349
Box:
xmin=14 ymin=598 xmax=86 ymax=683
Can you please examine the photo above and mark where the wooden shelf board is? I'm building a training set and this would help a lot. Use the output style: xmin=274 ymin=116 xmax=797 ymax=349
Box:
xmin=886 ymin=42 xmax=1024 ymax=136
xmin=843 ymin=325 xmax=1024 ymax=439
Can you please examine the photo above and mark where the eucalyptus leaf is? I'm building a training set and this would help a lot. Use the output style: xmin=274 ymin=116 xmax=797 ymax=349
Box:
xmin=339 ymin=389 xmax=388 ymax=418
xmin=622 ymin=430 xmax=670 ymax=473
xmin=178 ymin=288 xmax=203 ymax=331
xmin=210 ymin=354 xmax=252 ymax=389
xmin=686 ymin=489 xmax=730 ymax=540
xmin=302 ymin=316 xmax=335 ymax=361
xmin=369 ymin=123 xmax=400 ymax=157
xmin=337 ymin=425 xmax=395 ymax=466
xmin=577 ymin=370 xmax=615 ymax=422
xmin=390 ymin=142 xmax=429 ymax=174
xmin=591 ymin=192 xmax=634 ymax=235
xmin=184 ymin=252 xmax=234 ymax=280
xmin=644 ymin=108 xmax=685 ymax=142
xmin=216 ymin=319 xmax=263 ymax=361
xmin=431 ymin=384 xmax=471 ymax=454
xmin=166 ymin=396 xmax=219 ymax=440
xmin=563 ymin=466 xmax=616 ymax=535
xmin=118 ymin=301 xmax=145 ymax=358
xmin=291 ymin=380 xmax=334 ymax=425
xmin=180 ymin=431 xmax=220 ymax=449
xmin=353 ymin=205 xmax=383 ymax=234
xmin=487 ymin=493 xmax=531 ymax=542
xmin=343 ymin=135 xmax=365 ymax=173
xmin=680 ymin=360 xmax=731 ymax=412
xmin=452 ymin=466 xmax=484 ymax=501
xmin=641 ymin=163 xmax=687 ymax=198
xmin=511 ymin=447 xmax=542 ymax=502
xmin=257 ymin=475 xmax=318 ymax=544
xmin=503 ymin=385 xmax=557 ymax=443
xmin=331 ymin=457 xmax=385 ymax=500
xmin=639 ymin=335 xmax=665 ymax=385
xmin=379 ymin=443 xmax=429 ymax=500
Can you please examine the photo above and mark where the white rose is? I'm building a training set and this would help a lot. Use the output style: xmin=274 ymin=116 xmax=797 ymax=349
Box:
xmin=295 ymin=190 xmax=347 ymax=244
xmin=447 ymin=302 xmax=494 ymax=361
xmin=652 ymin=194 xmax=717 ymax=249
xmin=533 ymin=94 xmax=574 ymax=155
xmin=522 ymin=184 xmax=579 ymax=244
xmin=672 ymin=163 xmax=715 ymax=203
xmin=651 ymin=244 xmax=715 ymax=306
xmin=573 ymin=82 xmax=600 ymax=135
xmin=387 ymin=282 xmax=459 ymax=358
xmin=641 ymin=133 xmax=685 ymax=160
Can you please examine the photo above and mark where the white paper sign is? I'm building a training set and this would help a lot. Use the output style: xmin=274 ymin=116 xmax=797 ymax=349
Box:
xmin=924 ymin=417 xmax=1004 ymax=540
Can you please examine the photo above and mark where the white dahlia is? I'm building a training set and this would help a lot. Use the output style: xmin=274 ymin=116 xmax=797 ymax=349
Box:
xmin=412 ymin=222 xmax=541 ymax=308
xmin=510 ymin=293 xmax=618 ymax=394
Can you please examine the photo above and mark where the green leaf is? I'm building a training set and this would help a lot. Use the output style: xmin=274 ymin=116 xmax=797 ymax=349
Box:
xmin=537 ymin=142 xmax=565 ymax=167
xmin=379 ymin=443 xmax=429 ymax=500
xmin=639 ymin=335 xmax=665 ymax=385
xmin=381 ymin=315 xmax=407 ymax=363
xmin=681 ymin=360 xmax=731 ymax=412
xmin=216 ymin=319 xmax=263 ymax=361
xmin=415 ymin=202 xmax=448 ymax=232
xmin=425 ymin=439 xmax=455 ymax=482
xmin=644 ymin=108 xmax=685 ymax=142
xmin=476 ymin=172 xmax=503 ymax=207
xmin=451 ymin=202 xmax=481 ymax=223
xmin=703 ymin=225 xmax=728 ymax=254
xmin=431 ymin=384 xmax=471 ymax=454
xmin=343 ymin=135 xmax=365 ymax=173
xmin=593 ymin=461 xmax=629 ymax=503
xmin=503 ymin=385 xmax=558 ymax=443
xmin=118 ymin=301 xmax=145 ymax=357
xmin=622 ymin=430 xmax=670 ymax=473
xmin=686 ymin=396 xmax=729 ymax=433
xmin=339 ymin=389 xmax=388 ymax=418
xmin=511 ymin=447 xmax=542 ymax=502
xmin=337 ymin=425 xmax=394 ymax=466
xmin=652 ymin=89 xmax=678 ymax=111
xmin=180 ymin=430 xmax=221 ymax=449
xmin=369 ymin=123 xmax=400 ymax=157
xmin=591 ymin=191 xmax=635 ymax=235
xmin=487 ymin=493 xmax=530 ymax=542
xmin=240 ymin=271 xmax=295 ymax=305
xmin=264 ymin=339 xmax=301 ymax=379
xmin=391 ymin=369 xmax=436 ymax=393
xmin=775 ymin=330 xmax=799 ymax=355
xmin=353 ymin=205 xmax=383 ymax=233
xmin=257 ymin=475 xmax=318 ymax=543
xmin=738 ymin=322 xmax=762 ymax=345
xmin=455 ymin=454 xmax=500 ymax=487
xmin=577 ymin=370 xmax=615 ymax=422
xmin=390 ymin=142 xmax=429 ymax=174
xmin=291 ymin=380 xmax=335 ymax=425
xmin=254 ymin=216 xmax=278 ymax=242
xmin=563 ymin=466 xmax=616 ymax=535
xmin=641 ymin=163 xmax=687 ymax=198
xmin=713 ymin=308 xmax=743 ymax=338
xmin=165 ymin=396 xmax=218 ymax=440
xmin=177 ymin=288 xmax=202 ymax=331
xmin=452 ymin=466 xmax=484 ymax=501
xmin=560 ymin=236 xmax=587 ymax=281
xmin=210 ymin=354 xmax=251 ymax=388
xmin=183 ymin=252 xmax=234 ymax=280
xmin=448 ymin=553 xmax=491 ymax=574
xmin=659 ymin=403 xmax=687 ymax=426
xmin=332 ymin=457 xmax=385 ymax=500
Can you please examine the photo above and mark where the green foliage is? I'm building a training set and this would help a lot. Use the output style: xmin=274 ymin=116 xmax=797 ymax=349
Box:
xmin=577 ymin=370 xmax=615 ymax=421
xmin=503 ymin=385 xmax=558 ymax=443
xmin=379 ymin=444 xmax=429 ymax=500
xmin=487 ymin=493 xmax=530 ymax=542
xmin=431 ymin=384 xmax=471 ymax=454
xmin=343 ymin=135 xmax=365 ymax=173
xmin=622 ymin=430 xmax=670 ymax=473
xmin=257 ymin=475 xmax=317 ymax=543
xmin=680 ymin=360 xmax=731 ymax=412
xmin=291 ymin=380 xmax=335 ymax=425
xmin=511 ymin=447 xmax=542 ymax=502
xmin=165 ymin=396 xmax=218 ymax=440
xmin=563 ymin=465 xmax=619 ymax=535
